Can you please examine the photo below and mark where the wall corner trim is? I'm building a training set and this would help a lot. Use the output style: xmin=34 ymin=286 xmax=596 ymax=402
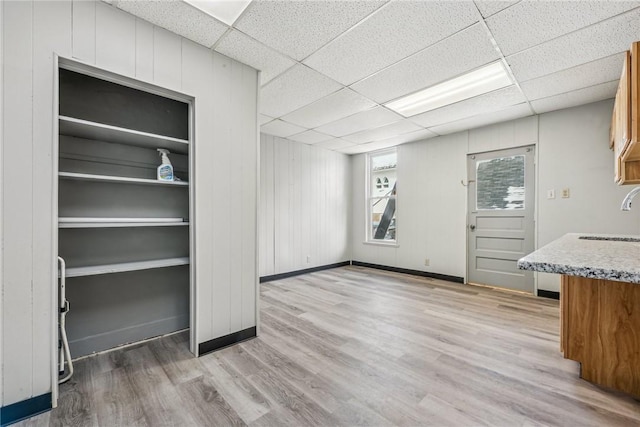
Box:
xmin=1 ymin=393 xmax=52 ymax=426
xmin=198 ymin=327 xmax=257 ymax=356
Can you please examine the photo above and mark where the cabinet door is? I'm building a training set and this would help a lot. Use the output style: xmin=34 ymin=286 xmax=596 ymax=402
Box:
xmin=621 ymin=42 xmax=640 ymax=184
xmin=614 ymin=51 xmax=632 ymax=183
xmin=610 ymin=105 xmax=616 ymax=150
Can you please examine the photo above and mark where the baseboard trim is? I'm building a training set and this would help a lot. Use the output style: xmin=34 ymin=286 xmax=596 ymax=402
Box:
xmin=537 ymin=290 xmax=560 ymax=300
xmin=259 ymin=261 xmax=351 ymax=283
xmin=198 ymin=327 xmax=257 ymax=356
xmin=351 ymin=261 xmax=465 ymax=283
xmin=69 ymin=314 xmax=189 ymax=358
xmin=1 ymin=393 xmax=51 ymax=427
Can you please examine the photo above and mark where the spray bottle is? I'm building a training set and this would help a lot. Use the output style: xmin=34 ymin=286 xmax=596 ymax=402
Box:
xmin=157 ymin=149 xmax=174 ymax=181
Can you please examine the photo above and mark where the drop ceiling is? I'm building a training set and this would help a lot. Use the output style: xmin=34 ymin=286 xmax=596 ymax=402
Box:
xmin=108 ymin=0 xmax=640 ymax=154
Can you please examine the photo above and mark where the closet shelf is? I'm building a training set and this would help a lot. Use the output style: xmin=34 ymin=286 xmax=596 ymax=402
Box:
xmin=59 ymin=217 xmax=189 ymax=228
xmin=63 ymin=257 xmax=190 ymax=278
xmin=59 ymin=116 xmax=189 ymax=154
xmin=59 ymin=171 xmax=189 ymax=187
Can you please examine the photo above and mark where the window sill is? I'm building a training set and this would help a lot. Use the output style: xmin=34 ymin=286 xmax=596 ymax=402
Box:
xmin=363 ymin=241 xmax=399 ymax=248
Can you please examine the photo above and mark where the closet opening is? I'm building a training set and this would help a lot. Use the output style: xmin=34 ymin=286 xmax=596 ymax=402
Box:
xmin=53 ymin=58 xmax=196 ymax=399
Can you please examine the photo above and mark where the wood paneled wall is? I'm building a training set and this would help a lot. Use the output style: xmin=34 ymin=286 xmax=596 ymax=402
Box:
xmin=350 ymin=118 xmax=539 ymax=282
xmin=0 ymin=0 xmax=4 ymax=409
xmin=1 ymin=0 xmax=258 ymax=406
xmin=259 ymin=135 xmax=350 ymax=277
xmin=351 ymin=103 xmax=640 ymax=291
xmin=350 ymin=133 xmax=468 ymax=278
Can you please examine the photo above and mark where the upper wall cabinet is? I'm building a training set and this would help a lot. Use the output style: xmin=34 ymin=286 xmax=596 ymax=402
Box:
xmin=612 ymin=42 xmax=639 ymax=184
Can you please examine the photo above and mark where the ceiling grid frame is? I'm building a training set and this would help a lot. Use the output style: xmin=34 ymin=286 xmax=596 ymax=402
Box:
xmin=105 ymin=0 xmax=635 ymax=154
xmin=471 ymin=3 xmax=536 ymax=115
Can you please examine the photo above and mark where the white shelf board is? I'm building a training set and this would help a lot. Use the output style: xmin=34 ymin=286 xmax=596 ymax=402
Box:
xmin=59 ymin=115 xmax=189 ymax=154
xmin=59 ymin=217 xmax=188 ymax=228
xmin=59 ymin=171 xmax=188 ymax=187
xmin=63 ymin=257 xmax=190 ymax=278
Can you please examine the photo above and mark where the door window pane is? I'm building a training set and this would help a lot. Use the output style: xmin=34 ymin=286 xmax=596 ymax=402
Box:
xmin=476 ymin=155 xmax=525 ymax=210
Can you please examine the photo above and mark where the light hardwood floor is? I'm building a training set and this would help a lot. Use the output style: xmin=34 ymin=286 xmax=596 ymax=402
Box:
xmin=16 ymin=266 xmax=640 ymax=426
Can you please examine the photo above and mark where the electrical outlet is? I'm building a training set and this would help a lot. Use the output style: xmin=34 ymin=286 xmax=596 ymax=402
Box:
xmin=547 ymin=189 xmax=555 ymax=199
xmin=306 ymin=255 xmax=311 ymax=263
xmin=424 ymin=258 xmax=430 ymax=267
xmin=562 ymin=188 xmax=570 ymax=198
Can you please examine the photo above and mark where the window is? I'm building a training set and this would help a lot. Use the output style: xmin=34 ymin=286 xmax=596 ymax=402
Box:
xmin=476 ymin=155 xmax=525 ymax=210
xmin=368 ymin=149 xmax=397 ymax=243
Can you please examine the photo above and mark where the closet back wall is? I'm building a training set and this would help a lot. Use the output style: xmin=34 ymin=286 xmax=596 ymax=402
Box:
xmin=1 ymin=0 xmax=258 ymax=407
xmin=259 ymin=135 xmax=351 ymax=277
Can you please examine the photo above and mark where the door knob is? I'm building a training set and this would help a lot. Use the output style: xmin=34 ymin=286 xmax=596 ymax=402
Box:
xmin=470 ymin=224 xmax=476 ymax=231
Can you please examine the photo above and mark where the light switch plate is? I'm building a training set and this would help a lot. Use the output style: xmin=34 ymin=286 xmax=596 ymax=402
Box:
xmin=547 ymin=189 xmax=555 ymax=199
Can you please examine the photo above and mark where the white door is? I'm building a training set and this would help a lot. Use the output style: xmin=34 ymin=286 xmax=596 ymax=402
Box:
xmin=467 ymin=146 xmax=535 ymax=293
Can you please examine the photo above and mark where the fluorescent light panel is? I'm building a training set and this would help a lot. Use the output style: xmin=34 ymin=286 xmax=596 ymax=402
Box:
xmin=385 ymin=62 xmax=513 ymax=117
xmin=183 ymin=0 xmax=252 ymax=26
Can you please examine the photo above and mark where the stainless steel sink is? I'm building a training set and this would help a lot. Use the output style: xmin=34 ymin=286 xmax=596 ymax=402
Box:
xmin=579 ymin=236 xmax=640 ymax=242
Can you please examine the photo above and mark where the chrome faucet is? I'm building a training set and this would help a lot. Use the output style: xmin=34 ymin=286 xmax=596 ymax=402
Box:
xmin=621 ymin=186 xmax=640 ymax=211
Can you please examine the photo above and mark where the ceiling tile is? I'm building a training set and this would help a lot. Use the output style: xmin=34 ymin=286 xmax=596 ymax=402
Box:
xmin=343 ymin=120 xmax=423 ymax=144
xmin=336 ymin=144 xmax=372 ymax=155
xmin=351 ymin=24 xmax=500 ymax=103
xmin=287 ymin=130 xmax=333 ymax=145
xmin=315 ymin=106 xmax=403 ymax=137
xmin=112 ymin=0 xmax=228 ymax=47
xmin=486 ymin=1 xmax=640 ymax=56
xmin=530 ymin=81 xmax=618 ymax=114
xmin=260 ymin=119 xmax=307 ymax=138
xmin=409 ymin=85 xmax=526 ymax=128
xmin=520 ymin=53 xmax=624 ymax=101
xmin=506 ymin=8 xmax=640 ymax=82
xmin=234 ymin=0 xmax=386 ymax=61
xmin=429 ymin=103 xmax=533 ymax=135
xmin=260 ymin=65 xmax=343 ymax=118
xmin=304 ymin=1 xmax=479 ymax=85
xmin=313 ymin=139 xmax=356 ymax=151
xmin=339 ymin=138 xmax=405 ymax=154
xmin=373 ymin=128 xmax=438 ymax=146
xmin=474 ymin=1 xmax=519 ymax=18
xmin=259 ymin=114 xmax=274 ymax=125
xmin=214 ymin=30 xmax=295 ymax=85
xmin=281 ymin=88 xmax=376 ymax=129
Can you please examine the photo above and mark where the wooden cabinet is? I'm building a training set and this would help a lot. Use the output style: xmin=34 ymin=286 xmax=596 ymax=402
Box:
xmin=560 ymin=275 xmax=640 ymax=398
xmin=612 ymin=42 xmax=640 ymax=184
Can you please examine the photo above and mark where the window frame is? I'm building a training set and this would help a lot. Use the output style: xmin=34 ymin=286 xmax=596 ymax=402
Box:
xmin=366 ymin=148 xmax=398 ymax=245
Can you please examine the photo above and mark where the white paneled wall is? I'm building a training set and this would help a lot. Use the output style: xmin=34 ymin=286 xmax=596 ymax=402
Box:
xmin=537 ymin=100 xmax=640 ymax=291
xmin=351 ymin=133 xmax=468 ymax=277
xmin=260 ymin=135 xmax=350 ymax=277
xmin=3 ymin=0 xmax=39 ymax=405
xmin=1 ymin=0 xmax=258 ymax=407
xmin=0 ymin=0 xmax=4 ymax=407
xmin=351 ymin=100 xmax=640 ymax=292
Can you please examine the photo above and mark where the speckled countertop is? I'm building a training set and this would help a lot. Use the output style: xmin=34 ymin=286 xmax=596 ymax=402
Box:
xmin=517 ymin=233 xmax=640 ymax=284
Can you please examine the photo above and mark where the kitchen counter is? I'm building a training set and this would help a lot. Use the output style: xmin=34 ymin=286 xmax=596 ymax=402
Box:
xmin=517 ymin=233 xmax=640 ymax=399
xmin=517 ymin=232 xmax=640 ymax=283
